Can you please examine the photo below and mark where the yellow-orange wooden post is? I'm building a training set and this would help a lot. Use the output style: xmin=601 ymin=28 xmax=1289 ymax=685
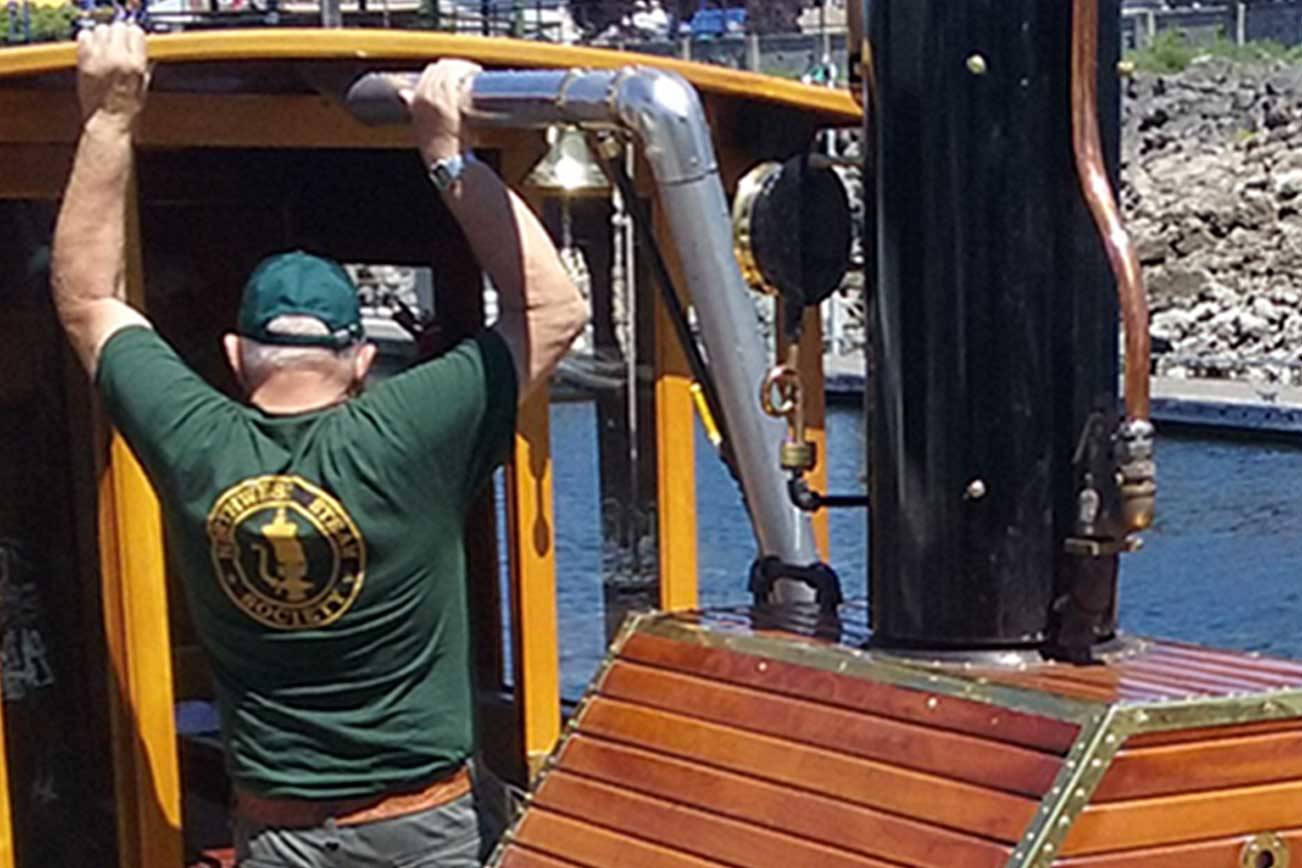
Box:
xmin=0 ymin=655 xmax=14 ymax=868
xmin=500 ymin=148 xmax=562 ymax=781
xmin=96 ymin=171 xmax=183 ymax=868
xmin=651 ymin=202 xmax=699 ymax=613
xmin=782 ymin=308 xmax=830 ymax=561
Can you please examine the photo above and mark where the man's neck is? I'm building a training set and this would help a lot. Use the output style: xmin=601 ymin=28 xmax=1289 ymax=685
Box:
xmin=247 ymin=372 xmax=350 ymax=415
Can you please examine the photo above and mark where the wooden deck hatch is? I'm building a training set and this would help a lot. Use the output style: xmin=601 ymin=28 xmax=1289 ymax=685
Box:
xmin=492 ymin=606 xmax=1302 ymax=867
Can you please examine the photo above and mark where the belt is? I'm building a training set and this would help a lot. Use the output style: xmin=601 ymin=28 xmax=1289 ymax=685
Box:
xmin=233 ymin=766 xmax=472 ymax=829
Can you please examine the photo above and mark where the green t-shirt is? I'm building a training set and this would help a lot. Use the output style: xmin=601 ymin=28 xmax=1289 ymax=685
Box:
xmin=97 ymin=325 xmax=517 ymax=799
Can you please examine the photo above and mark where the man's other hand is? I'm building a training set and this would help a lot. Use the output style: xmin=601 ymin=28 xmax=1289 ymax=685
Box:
xmin=77 ymin=22 xmax=150 ymax=125
xmin=401 ymin=59 xmax=481 ymax=167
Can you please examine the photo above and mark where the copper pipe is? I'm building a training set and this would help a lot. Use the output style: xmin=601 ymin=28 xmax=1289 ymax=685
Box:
xmin=1071 ymin=0 xmax=1150 ymax=422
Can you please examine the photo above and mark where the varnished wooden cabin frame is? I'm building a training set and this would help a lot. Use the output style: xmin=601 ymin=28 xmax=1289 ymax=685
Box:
xmin=0 ymin=30 xmax=859 ymax=868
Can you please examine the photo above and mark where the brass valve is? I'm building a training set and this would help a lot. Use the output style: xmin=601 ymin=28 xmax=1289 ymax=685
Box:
xmin=1116 ymin=419 xmax=1156 ymax=532
xmin=761 ymin=344 xmax=817 ymax=474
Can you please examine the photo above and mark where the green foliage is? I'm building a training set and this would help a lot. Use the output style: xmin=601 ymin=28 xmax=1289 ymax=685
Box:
xmin=4 ymin=3 xmax=79 ymax=44
xmin=1126 ymin=29 xmax=1302 ymax=74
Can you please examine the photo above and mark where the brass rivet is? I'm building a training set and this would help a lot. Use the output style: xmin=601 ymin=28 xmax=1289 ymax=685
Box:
xmin=966 ymin=54 xmax=988 ymax=75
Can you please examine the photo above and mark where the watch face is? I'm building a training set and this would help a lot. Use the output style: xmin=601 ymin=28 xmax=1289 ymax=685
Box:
xmin=432 ymin=164 xmax=454 ymax=188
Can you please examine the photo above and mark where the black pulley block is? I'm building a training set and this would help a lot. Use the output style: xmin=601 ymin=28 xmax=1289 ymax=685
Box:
xmin=732 ymin=155 xmax=852 ymax=307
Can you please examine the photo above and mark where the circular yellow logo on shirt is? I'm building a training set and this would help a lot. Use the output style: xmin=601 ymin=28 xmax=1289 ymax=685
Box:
xmin=206 ymin=475 xmax=366 ymax=630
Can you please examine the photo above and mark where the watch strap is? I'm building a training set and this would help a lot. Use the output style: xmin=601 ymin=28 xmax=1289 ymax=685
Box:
xmin=428 ymin=152 xmax=478 ymax=192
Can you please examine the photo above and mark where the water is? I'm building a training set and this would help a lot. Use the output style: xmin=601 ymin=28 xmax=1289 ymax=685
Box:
xmin=507 ymin=402 xmax=1302 ymax=698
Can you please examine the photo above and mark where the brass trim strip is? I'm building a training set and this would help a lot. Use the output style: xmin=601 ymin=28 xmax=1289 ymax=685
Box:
xmin=1008 ymin=709 xmax=1123 ymax=867
xmin=1009 ymin=690 xmax=1302 ymax=866
xmin=636 ymin=615 xmax=1105 ymax=724
xmin=1116 ymin=689 xmax=1302 ymax=736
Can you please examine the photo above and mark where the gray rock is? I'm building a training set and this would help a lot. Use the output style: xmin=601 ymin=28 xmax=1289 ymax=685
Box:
xmin=1172 ymin=225 xmax=1216 ymax=256
xmin=1148 ymin=265 xmax=1214 ymax=304
xmin=1135 ymin=231 xmax=1169 ymax=264
xmin=1201 ymin=282 xmax=1241 ymax=307
xmin=1237 ymin=311 xmax=1272 ymax=340
xmin=1253 ymin=297 xmax=1285 ymax=323
xmin=1275 ymin=149 xmax=1302 ymax=174
xmin=1210 ymin=309 xmax=1240 ymax=340
xmin=1271 ymin=287 xmax=1301 ymax=306
xmin=1151 ymin=307 xmax=1198 ymax=339
xmin=1273 ymin=168 xmax=1302 ymax=199
xmin=1267 ymin=67 xmax=1302 ymax=96
xmin=1192 ymin=301 xmax=1221 ymax=321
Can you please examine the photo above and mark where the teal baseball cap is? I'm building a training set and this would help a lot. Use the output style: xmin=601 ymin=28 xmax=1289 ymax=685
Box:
xmin=237 ymin=251 xmax=364 ymax=349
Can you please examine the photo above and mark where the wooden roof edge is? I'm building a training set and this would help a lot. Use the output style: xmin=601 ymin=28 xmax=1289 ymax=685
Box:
xmin=0 ymin=28 xmax=862 ymax=125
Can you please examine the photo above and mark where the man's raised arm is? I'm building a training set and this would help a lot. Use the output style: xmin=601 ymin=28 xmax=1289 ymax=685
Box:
xmin=51 ymin=22 xmax=152 ymax=380
xmin=404 ymin=61 xmax=588 ymax=401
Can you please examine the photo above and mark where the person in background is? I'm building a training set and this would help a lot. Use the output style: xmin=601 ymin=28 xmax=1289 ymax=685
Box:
xmin=51 ymin=22 xmax=587 ymax=867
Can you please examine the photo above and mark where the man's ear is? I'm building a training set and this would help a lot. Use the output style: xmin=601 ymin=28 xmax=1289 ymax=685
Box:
xmin=354 ymin=342 xmax=378 ymax=383
xmin=223 ymin=333 xmax=244 ymax=383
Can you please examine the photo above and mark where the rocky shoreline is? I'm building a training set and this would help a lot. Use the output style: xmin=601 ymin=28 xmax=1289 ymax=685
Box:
xmin=1125 ymin=57 xmax=1302 ymax=384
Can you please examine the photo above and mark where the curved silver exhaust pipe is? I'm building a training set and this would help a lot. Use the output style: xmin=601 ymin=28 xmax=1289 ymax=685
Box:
xmin=348 ymin=68 xmax=820 ymax=575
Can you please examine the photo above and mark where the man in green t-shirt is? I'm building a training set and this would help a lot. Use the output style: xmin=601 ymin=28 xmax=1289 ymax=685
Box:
xmin=51 ymin=23 xmax=587 ymax=867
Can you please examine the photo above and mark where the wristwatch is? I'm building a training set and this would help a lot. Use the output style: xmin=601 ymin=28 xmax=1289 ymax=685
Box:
xmin=428 ymin=152 xmax=478 ymax=192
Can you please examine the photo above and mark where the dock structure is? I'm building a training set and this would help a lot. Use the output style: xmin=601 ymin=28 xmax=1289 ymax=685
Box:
xmin=829 ymin=355 xmax=1302 ymax=441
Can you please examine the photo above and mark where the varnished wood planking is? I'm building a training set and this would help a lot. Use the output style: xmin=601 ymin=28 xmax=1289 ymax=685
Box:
xmin=574 ymin=697 xmax=1034 ymax=852
xmin=618 ymin=632 xmax=1081 ymax=753
xmin=557 ymin=733 xmax=1032 ymax=849
xmin=1154 ymin=640 xmax=1302 ymax=681
xmin=969 ymin=666 xmax=1186 ymax=703
xmin=534 ymin=771 xmax=919 ymax=868
xmin=497 ymin=847 xmax=588 ymax=868
xmin=1062 ymin=778 xmax=1302 ymax=855
xmin=1117 ymin=658 xmax=1288 ymax=695
xmin=1119 ymin=653 xmax=1302 ymax=692
xmin=512 ymin=809 xmax=730 ymax=868
xmin=1127 ymin=718 xmax=1302 ymax=748
xmin=1055 ymin=827 xmax=1302 ymax=867
xmin=598 ymin=659 xmax=1063 ymax=796
xmin=1095 ymin=727 xmax=1302 ymax=800
xmin=966 ymin=641 xmax=1302 ymax=704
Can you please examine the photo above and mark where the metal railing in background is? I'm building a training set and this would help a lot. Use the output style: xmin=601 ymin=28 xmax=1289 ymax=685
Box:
xmin=1121 ymin=1 xmax=1302 ymax=52
xmin=16 ymin=2 xmax=1302 ymax=83
xmin=3 ymin=0 xmax=852 ymax=55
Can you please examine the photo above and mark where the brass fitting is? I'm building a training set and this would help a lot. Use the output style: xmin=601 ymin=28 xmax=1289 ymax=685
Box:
xmin=1116 ymin=419 xmax=1156 ymax=532
xmin=780 ymin=440 xmax=817 ymax=474
xmin=761 ymin=345 xmax=817 ymax=476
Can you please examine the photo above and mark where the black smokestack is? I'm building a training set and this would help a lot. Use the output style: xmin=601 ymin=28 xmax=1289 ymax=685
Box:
xmin=866 ymin=0 xmax=1123 ymax=653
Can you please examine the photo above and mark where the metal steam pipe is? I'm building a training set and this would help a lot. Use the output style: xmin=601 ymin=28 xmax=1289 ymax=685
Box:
xmin=1072 ymin=0 xmax=1156 ymax=532
xmin=1071 ymin=0 xmax=1149 ymax=423
xmin=346 ymin=67 xmax=820 ymax=569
